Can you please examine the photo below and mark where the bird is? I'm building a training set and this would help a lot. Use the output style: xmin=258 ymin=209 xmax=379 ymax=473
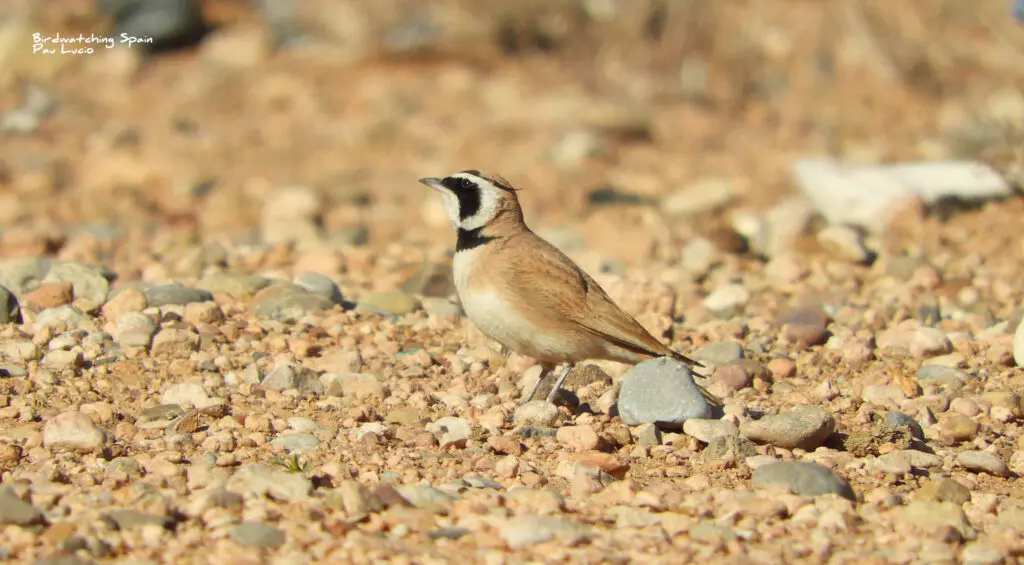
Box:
xmin=418 ymin=170 xmax=720 ymax=406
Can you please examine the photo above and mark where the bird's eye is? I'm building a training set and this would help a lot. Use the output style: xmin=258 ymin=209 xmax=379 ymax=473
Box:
xmin=459 ymin=178 xmax=475 ymax=190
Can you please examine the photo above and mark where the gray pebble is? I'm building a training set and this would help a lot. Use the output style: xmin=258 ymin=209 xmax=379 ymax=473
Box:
xmin=916 ymin=365 xmax=968 ymax=390
xmin=292 ymin=271 xmax=343 ymax=304
xmin=249 ymin=283 xmax=334 ymax=323
xmin=196 ymin=272 xmax=271 ymax=298
xmin=0 ymin=256 xmax=52 ymax=293
xmin=35 ymin=305 xmax=93 ymax=330
xmin=269 ymin=433 xmax=321 ymax=453
xmin=617 ymin=357 xmax=713 ymax=430
xmin=957 ymin=450 xmax=1010 ymax=477
xmin=102 ymin=509 xmax=174 ymax=530
xmin=740 ymin=405 xmax=835 ymax=450
xmin=751 ymin=461 xmax=855 ymax=500
xmin=0 ymin=285 xmax=21 ymax=324
xmin=143 ymin=284 xmax=214 ymax=307
xmin=43 ymin=262 xmax=110 ymax=305
xmin=230 ymin=522 xmax=285 ymax=549
xmin=692 ymin=341 xmax=744 ymax=366
xmin=513 ymin=401 xmax=559 ymax=428
xmin=885 ymin=410 xmax=924 ymax=439
xmin=0 ymin=487 xmax=45 ymax=525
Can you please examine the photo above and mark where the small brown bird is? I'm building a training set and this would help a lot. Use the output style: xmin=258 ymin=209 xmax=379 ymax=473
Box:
xmin=419 ymin=170 xmax=719 ymax=405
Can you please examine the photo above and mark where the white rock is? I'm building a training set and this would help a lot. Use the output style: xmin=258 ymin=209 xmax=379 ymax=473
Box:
xmin=43 ymin=411 xmax=106 ymax=452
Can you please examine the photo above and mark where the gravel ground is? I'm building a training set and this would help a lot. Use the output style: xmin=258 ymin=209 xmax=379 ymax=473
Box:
xmin=1 ymin=1 xmax=1023 ymax=564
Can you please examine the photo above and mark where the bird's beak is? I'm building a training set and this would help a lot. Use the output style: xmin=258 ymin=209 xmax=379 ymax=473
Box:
xmin=418 ymin=177 xmax=444 ymax=191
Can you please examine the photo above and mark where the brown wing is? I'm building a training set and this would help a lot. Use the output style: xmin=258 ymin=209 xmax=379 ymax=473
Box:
xmin=501 ymin=233 xmax=680 ymax=361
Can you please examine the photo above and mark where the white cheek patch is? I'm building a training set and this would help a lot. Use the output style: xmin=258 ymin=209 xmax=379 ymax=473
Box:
xmin=438 ymin=190 xmax=461 ymax=229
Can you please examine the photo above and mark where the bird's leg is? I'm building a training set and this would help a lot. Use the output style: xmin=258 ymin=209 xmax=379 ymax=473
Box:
xmin=521 ymin=363 xmax=555 ymax=405
xmin=544 ymin=364 xmax=574 ymax=403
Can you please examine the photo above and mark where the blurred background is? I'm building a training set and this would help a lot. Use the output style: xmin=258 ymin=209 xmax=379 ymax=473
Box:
xmin=0 ymin=0 xmax=1022 ymax=294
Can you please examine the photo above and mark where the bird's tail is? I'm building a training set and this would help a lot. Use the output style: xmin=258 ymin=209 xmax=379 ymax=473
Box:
xmin=669 ymin=350 xmax=722 ymax=406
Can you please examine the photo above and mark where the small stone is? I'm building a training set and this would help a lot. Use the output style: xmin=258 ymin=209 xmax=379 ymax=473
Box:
xmin=692 ymin=341 xmax=744 ymax=366
xmin=292 ymin=271 xmax=343 ymax=304
xmin=105 ymin=457 xmax=143 ymax=479
xmin=230 ymin=522 xmax=285 ymax=549
xmin=940 ymin=414 xmax=979 ymax=442
xmin=911 ymin=327 xmax=953 ymax=357
xmin=861 ymin=385 xmax=907 ymax=408
xmin=885 ymin=410 xmax=924 ymax=439
xmin=182 ymin=301 xmax=223 ymax=325
xmin=916 ymin=478 xmax=971 ymax=505
xmin=498 ymin=515 xmax=589 ymax=549
xmin=514 ymin=401 xmax=559 ymax=428
xmin=662 ymin=177 xmax=736 ymax=217
xmin=872 ymin=451 xmax=912 ymax=475
xmin=916 ymin=364 xmax=968 ymax=389
xmin=961 ymin=542 xmax=1005 ymax=565
xmin=683 ymin=419 xmax=738 ymax=443
xmin=249 ymin=283 xmax=334 ymax=323
xmin=138 ymin=404 xmax=186 ymax=423
xmin=768 ymin=357 xmax=797 ymax=380
xmin=556 ymin=425 xmax=601 ymax=451
xmin=702 ymin=284 xmax=750 ymax=316
xmin=740 ymin=405 xmax=835 ymax=450
xmin=102 ymin=286 xmax=148 ymax=319
xmin=24 ymin=282 xmax=72 ymax=309
xmin=0 ymin=487 xmax=44 ymax=525
xmin=103 ymin=509 xmax=173 ymax=530
xmin=42 ymin=411 xmax=106 ymax=452
xmin=776 ymin=306 xmax=831 ymax=346
xmin=43 ymin=262 xmax=109 ymax=305
xmin=359 ymin=291 xmax=420 ymax=316
xmin=225 ymin=463 xmax=312 ymax=502
xmin=35 ymin=305 xmax=92 ymax=329
xmin=704 ymin=434 xmax=759 ymax=462
xmin=617 ymin=358 xmax=713 ymax=430
xmin=150 ymin=328 xmax=199 ymax=356
xmin=817 ymin=225 xmax=870 ymax=263
xmin=161 ymin=382 xmax=215 ymax=409
xmin=41 ymin=349 xmax=83 ymax=369
xmin=712 ymin=361 xmax=754 ymax=391
xmin=426 ymin=417 xmax=472 ymax=449
xmin=197 ymin=272 xmax=271 ymax=298
xmin=751 ymin=461 xmax=855 ymax=500
xmin=957 ymin=451 xmax=1010 ymax=477
xmin=143 ymin=284 xmax=213 ymax=307
xmin=393 ymin=485 xmax=456 ymax=513
xmin=322 ymin=372 xmax=386 ymax=401
xmin=336 ymin=480 xmax=383 ymax=519
xmin=1 ymin=340 xmax=39 ymax=362
xmin=898 ymin=500 xmax=975 ymax=540
xmin=269 ymin=433 xmax=321 ymax=453
xmin=113 ymin=313 xmax=158 ymax=349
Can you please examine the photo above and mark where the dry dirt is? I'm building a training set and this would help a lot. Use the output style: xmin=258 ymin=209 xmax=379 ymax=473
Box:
xmin=0 ymin=1 xmax=1023 ymax=564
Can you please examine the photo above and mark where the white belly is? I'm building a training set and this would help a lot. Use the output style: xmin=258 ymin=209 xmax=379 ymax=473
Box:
xmin=453 ymin=250 xmax=575 ymax=361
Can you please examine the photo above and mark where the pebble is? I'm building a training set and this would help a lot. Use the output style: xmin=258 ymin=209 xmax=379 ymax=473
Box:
xmin=393 ymin=485 xmax=456 ymax=513
xmin=230 ymin=522 xmax=286 ymax=549
xmin=42 ymin=411 xmax=106 ymax=452
xmin=776 ymin=306 xmax=831 ymax=346
xmin=751 ymin=461 xmax=855 ymax=500
xmin=293 ymin=271 xmax=344 ymax=304
xmin=426 ymin=417 xmax=472 ymax=449
xmin=102 ymin=287 xmax=147 ymax=319
xmin=249 ymin=283 xmax=335 ymax=322
xmin=43 ymin=262 xmax=110 ymax=305
xmin=113 ymin=312 xmax=158 ymax=349
xmin=682 ymin=419 xmax=738 ymax=443
xmin=911 ymin=327 xmax=953 ymax=357
xmin=161 ymin=382 xmax=216 ymax=409
xmin=556 ymin=425 xmax=601 ymax=451
xmin=24 ymin=282 xmax=72 ymax=309
xmin=150 ymin=328 xmax=199 ymax=356
xmin=35 ymin=305 xmax=93 ymax=329
xmin=0 ymin=487 xmax=44 ymax=525
xmin=513 ymin=401 xmax=559 ymax=428
xmin=0 ymin=285 xmax=20 ymax=324
xmin=957 ymin=450 xmax=1010 ymax=476
xmin=225 ymin=463 xmax=312 ymax=502
xmin=498 ymin=515 xmax=590 ymax=549
xmin=42 ymin=349 xmax=83 ymax=369
xmin=183 ymin=301 xmax=223 ymax=325
xmin=872 ymin=451 xmax=912 ymax=475
xmin=712 ymin=361 xmax=754 ymax=391
xmin=898 ymin=500 xmax=975 ymax=540
xmin=961 ymin=542 xmax=1006 ymax=565
xmin=143 ymin=284 xmax=214 ymax=307
xmin=940 ymin=414 xmax=979 ymax=442
xmin=916 ymin=364 xmax=968 ymax=389
xmin=816 ymin=225 xmax=870 ymax=263
xmin=617 ymin=358 xmax=713 ymax=430
xmin=323 ymin=372 xmax=386 ymax=401
xmin=916 ymin=478 xmax=971 ymax=505
xmin=702 ymin=283 xmax=750 ymax=316
xmin=1 ymin=340 xmax=39 ymax=362
xmin=359 ymin=291 xmax=421 ymax=316
xmin=692 ymin=341 xmax=744 ymax=365
xmin=679 ymin=237 xmax=718 ymax=275
xmin=885 ymin=410 xmax=924 ymax=439
xmin=740 ymin=405 xmax=835 ymax=450
xmin=197 ymin=272 xmax=271 ymax=298
xmin=269 ymin=433 xmax=321 ymax=453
